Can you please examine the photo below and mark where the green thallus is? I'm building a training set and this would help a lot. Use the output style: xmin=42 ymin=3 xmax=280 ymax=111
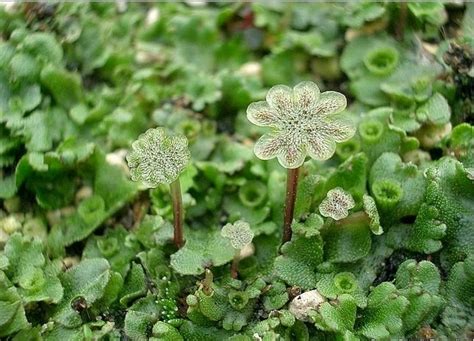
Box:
xmin=247 ymin=81 xmax=356 ymax=242
xmin=126 ymin=127 xmax=190 ymax=248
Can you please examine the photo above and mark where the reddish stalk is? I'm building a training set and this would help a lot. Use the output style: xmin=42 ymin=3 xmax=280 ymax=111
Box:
xmin=282 ymin=167 xmax=300 ymax=243
xmin=230 ymin=252 xmax=240 ymax=279
xmin=170 ymin=178 xmax=184 ymax=248
xmin=396 ymin=1 xmax=408 ymax=41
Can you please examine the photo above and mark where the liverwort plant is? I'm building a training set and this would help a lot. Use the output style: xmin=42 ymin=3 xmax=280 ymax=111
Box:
xmin=126 ymin=127 xmax=190 ymax=248
xmin=221 ymin=220 xmax=254 ymax=278
xmin=247 ymin=81 xmax=355 ymax=242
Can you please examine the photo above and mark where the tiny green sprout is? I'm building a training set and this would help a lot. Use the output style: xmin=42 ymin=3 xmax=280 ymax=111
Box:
xmin=97 ymin=237 xmax=119 ymax=257
xmin=77 ymin=195 xmax=105 ymax=224
xmin=278 ymin=310 xmax=296 ymax=327
xmin=221 ymin=220 xmax=254 ymax=278
xmin=126 ymin=127 xmax=191 ymax=248
xmin=411 ymin=76 xmax=431 ymax=95
xmin=319 ymin=187 xmax=355 ymax=221
xmin=19 ymin=267 xmax=45 ymax=291
xmin=202 ymin=269 xmax=214 ymax=296
xmin=247 ymin=81 xmax=355 ymax=242
xmin=152 ymin=322 xmax=182 ymax=340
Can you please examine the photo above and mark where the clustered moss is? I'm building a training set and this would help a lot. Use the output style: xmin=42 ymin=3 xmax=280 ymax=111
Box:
xmin=0 ymin=2 xmax=473 ymax=341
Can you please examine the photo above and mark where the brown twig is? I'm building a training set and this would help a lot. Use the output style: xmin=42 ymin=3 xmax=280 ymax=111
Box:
xmin=396 ymin=1 xmax=408 ymax=41
xmin=230 ymin=252 xmax=240 ymax=279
